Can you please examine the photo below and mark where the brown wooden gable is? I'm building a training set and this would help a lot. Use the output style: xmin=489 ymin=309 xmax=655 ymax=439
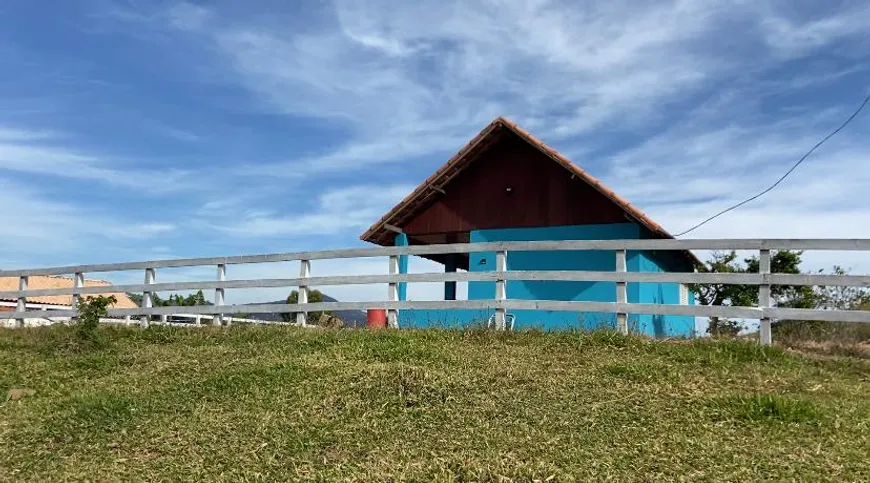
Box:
xmin=402 ymin=132 xmax=628 ymax=236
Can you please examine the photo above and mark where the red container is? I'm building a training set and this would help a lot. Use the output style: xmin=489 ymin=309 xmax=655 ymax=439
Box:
xmin=366 ymin=309 xmax=387 ymax=329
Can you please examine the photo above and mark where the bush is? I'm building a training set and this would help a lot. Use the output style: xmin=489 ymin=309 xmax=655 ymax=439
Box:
xmin=73 ymin=295 xmax=117 ymax=349
xmin=281 ymin=289 xmax=331 ymax=323
xmin=773 ymin=319 xmax=870 ymax=359
xmin=773 ymin=319 xmax=870 ymax=344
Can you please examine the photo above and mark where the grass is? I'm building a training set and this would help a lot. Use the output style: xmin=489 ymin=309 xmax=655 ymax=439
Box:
xmin=1 ymin=326 xmax=869 ymax=481
xmin=774 ymin=320 xmax=870 ymax=359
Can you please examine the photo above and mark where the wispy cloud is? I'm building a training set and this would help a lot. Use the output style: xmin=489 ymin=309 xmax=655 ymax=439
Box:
xmin=0 ymin=125 xmax=198 ymax=191
xmin=201 ymin=184 xmax=413 ymax=237
xmin=146 ymin=0 xmax=870 ymax=176
xmin=754 ymin=1 xmax=870 ymax=57
xmin=0 ymin=179 xmax=175 ymax=266
xmin=0 ymin=127 xmax=58 ymax=142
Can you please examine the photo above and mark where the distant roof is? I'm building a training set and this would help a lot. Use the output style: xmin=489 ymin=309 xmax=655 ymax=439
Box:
xmin=0 ymin=275 xmax=138 ymax=309
xmin=362 ymin=116 xmax=683 ymax=246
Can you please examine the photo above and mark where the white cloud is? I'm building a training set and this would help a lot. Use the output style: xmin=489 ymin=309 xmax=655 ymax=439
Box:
xmin=601 ymin=101 xmax=870 ymax=273
xmin=132 ymin=0 xmax=868 ymax=181
xmin=0 ymin=180 xmax=176 ymax=265
xmin=155 ymin=1 xmax=723 ymax=173
xmin=755 ymin=1 xmax=870 ymax=57
xmin=0 ymin=128 xmax=197 ymax=192
xmin=0 ymin=127 xmax=57 ymax=142
xmin=166 ymin=2 xmax=211 ymax=31
xmin=204 ymin=184 xmax=413 ymax=237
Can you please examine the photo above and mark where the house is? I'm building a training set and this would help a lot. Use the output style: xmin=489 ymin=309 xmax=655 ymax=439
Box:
xmin=361 ymin=116 xmax=698 ymax=337
xmin=0 ymin=275 xmax=138 ymax=326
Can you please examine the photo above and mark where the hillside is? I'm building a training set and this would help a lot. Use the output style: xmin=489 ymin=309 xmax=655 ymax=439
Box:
xmin=1 ymin=326 xmax=869 ymax=481
xmin=127 ymin=292 xmax=368 ymax=327
xmin=242 ymin=294 xmax=367 ymax=327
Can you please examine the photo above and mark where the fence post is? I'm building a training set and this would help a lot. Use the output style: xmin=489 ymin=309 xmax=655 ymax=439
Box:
xmin=758 ymin=249 xmax=772 ymax=345
xmin=215 ymin=264 xmax=226 ymax=326
xmin=16 ymin=276 xmax=27 ymax=327
xmin=141 ymin=268 xmax=155 ymax=328
xmin=494 ymin=250 xmax=507 ymax=330
xmin=615 ymin=249 xmax=628 ymax=335
xmin=72 ymin=272 xmax=84 ymax=315
xmin=387 ymin=255 xmax=399 ymax=328
xmin=297 ymin=260 xmax=310 ymax=326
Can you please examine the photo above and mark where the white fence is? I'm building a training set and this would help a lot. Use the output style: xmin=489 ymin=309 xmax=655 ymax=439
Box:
xmin=2 ymin=239 xmax=869 ymax=344
xmin=5 ymin=314 xmax=290 ymax=328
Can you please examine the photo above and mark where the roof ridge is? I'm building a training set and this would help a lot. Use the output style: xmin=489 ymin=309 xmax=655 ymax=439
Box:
xmin=1 ymin=274 xmax=114 ymax=285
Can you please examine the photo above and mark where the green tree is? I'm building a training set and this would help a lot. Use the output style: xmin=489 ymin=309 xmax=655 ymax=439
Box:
xmin=744 ymin=250 xmax=817 ymax=309
xmin=814 ymin=266 xmax=870 ymax=310
xmin=166 ymin=290 xmax=207 ymax=307
xmin=688 ymin=251 xmax=749 ymax=337
xmin=127 ymin=290 xmax=207 ymax=307
xmin=281 ymin=289 xmax=330 ymax=323
xmin=689 ymin=250 xmax=814 ymax=337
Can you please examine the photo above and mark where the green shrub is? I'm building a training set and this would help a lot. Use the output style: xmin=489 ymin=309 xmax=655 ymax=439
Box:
xmin=281 ymin=289 xmax=331 ymax=323
xmin=73 ymin=295 xmax=117 ymax=350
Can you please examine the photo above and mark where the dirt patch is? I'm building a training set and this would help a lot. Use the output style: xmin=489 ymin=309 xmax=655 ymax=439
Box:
xmin=784 ymin=341 xmax=870 ymax=360
xmin=6 ymin=388 xmax=36 ymax=401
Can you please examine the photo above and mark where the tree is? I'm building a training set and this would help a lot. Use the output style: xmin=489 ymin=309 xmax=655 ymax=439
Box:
xmin=281 ymin=289 xmax=330 ymax=323
xmin=166 ymin=290 xmax=207 ymax=307
xmin=688 ymin=251 xmax=750 ymax=337
xmin=814 ymin=266 xmax=870 ymax=310
xmin=744 ymin=250 xmax=817 ymax=309
xmin=689 ymin=250 xmax=813 ymax=337
xmin=127 ymin=290 xmax=208 ymax=308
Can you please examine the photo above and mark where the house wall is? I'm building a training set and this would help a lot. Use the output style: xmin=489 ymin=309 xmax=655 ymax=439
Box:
xmin=399 ymin=223 xmax=696 ymax=337
xmin=631 ymin=253 xmax=697 ymax=337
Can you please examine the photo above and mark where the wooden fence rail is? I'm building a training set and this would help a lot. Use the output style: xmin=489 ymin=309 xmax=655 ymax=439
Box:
xmin=2 ymin=239 xmax=869 ymax=345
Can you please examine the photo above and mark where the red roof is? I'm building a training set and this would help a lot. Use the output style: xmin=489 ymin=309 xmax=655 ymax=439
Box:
xmin=362 ymin=117 xmax=683 ymax=244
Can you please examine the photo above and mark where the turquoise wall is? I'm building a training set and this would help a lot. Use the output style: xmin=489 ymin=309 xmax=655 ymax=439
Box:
xmin=631 ymin=252 xmax=696 ymax=337
xmin=399 ymin=224 xmax=696 ymax=337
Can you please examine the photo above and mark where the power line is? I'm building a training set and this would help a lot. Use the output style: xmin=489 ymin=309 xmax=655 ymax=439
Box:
xmin=675 ymin=93 xmax=870 ymax=237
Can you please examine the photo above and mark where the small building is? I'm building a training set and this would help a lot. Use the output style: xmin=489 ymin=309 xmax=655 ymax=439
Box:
xmin=361 ymin=117 xmax=698 ymax=337
xmin=0 ymin=275 xmax=138 ymax=326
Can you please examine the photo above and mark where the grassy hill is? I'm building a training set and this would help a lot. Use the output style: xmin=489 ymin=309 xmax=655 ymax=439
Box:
xmin=1 ymin=326 xmax=869 ymax=481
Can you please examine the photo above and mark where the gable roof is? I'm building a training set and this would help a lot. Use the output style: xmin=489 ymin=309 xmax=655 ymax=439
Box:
xmin=362 ymin=116 xmax=681 ymax=245
xmin=0 ymin=275 xmax=138 ymax=309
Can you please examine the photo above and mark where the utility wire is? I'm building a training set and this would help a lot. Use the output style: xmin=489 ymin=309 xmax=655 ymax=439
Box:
xmin=675 ymin=93 xmax=870 ymax=237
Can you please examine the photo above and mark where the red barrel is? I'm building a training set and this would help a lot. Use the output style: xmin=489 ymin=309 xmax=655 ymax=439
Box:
xmin=366 ymin=309 xmax=387 ymax=329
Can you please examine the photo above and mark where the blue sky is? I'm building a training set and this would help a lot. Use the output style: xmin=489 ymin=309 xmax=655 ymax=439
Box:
xmin=1 ymin=0 xmax=869 ymax=303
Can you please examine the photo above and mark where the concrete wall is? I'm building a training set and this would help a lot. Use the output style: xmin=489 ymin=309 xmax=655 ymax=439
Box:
xmin=399 ymin=223 xmax=696 ymax=337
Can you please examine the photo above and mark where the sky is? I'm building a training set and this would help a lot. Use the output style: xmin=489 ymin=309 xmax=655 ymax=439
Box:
xmin=1 ymin=0 xmax=869 ymax=305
